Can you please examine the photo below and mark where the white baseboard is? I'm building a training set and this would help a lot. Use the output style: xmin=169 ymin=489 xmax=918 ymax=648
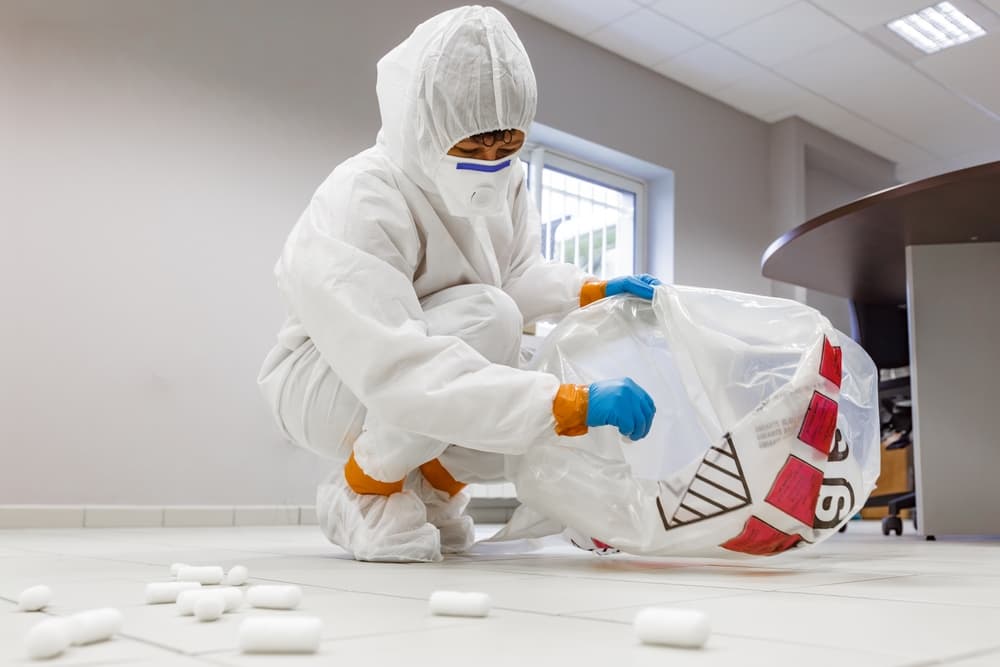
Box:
xmin=0 ymin=500 xmax=517 ymax=528
xmin=0 ymin=505 xmax=316 ymax=529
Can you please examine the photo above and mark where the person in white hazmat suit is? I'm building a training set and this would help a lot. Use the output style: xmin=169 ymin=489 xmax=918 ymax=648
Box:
xmin=258 ymin=5 xmax=663 ymax=563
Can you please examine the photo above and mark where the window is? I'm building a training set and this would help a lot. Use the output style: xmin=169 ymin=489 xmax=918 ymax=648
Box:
xmin=521 ymin=147 xmax=645 ymax=280
xmin=469 ymin=148 xmax=650 ymax=502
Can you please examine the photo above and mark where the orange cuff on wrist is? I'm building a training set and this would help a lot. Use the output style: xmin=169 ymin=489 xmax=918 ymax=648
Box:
xmin=553 ymin=384 xmax=589 ymax=437
xmin=579 ymin=281 xmax=608 ymax=308
xmin=344 ymin=452 xmax=404 ymax=496
xmin=419 ymin=459 xmax=466 ymax=497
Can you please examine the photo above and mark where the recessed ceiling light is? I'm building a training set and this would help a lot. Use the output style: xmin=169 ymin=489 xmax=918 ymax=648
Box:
xmin=887 ymin=2 xmax=985 ymax=54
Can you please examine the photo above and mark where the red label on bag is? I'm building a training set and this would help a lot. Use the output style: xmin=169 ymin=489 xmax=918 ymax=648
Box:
xmin=798 ymin=391 xmax=838 ymax=454
xmin=820 ymin=336 xmax=843 ymax=387
xmin=721 ymin=516 xmax=803 ymax=556
xmin=765 ymin=455 xmax=823 ymax=526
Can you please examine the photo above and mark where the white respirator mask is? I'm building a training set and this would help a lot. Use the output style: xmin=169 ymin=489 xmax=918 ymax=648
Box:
xmin=433 ymin=153 xmax=518 ymax=218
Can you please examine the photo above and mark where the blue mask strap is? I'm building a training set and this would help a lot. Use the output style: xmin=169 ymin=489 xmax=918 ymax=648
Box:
xmin=455 ymin=159 xmax=512 ymax=173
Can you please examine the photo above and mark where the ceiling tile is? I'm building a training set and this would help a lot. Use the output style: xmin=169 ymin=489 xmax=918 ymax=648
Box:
xmin=885 ymin=77 xmax=1000 ymax=157
xmin=776 ymin=33 xmax=999 ymax=157
xmin=648 ymin=0 xmax=797 ymax=37
xmin=916 ymin=32 xmax=1000 ymax=117
xmin=775 ymin=33 xmax=908 ymax=97
xmin=513 ymin=0 xmax=639 ymax=38
xmin=835 ymin=118 xmax=938 ymax=166
xmin=785 ymin=92 xmax=867 ymax=131
xmin=588 ymin=8 xmax=704 ymax=67
xmin=653 ymin=42 xmax=763 ymax=93
xmin=808 ymin=0 xmax=939 ymax=31
xmin=712 ymin=66 xmax=810 ymax=119
xmin=718 ymin=2 xmax=853 ymax=66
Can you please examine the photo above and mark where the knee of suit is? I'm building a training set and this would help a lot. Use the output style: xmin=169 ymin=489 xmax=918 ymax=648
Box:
xmin=424 ymin=284 xmax=524 ymax=364
xmin=474 ymin=285 xmax=524 ymax=343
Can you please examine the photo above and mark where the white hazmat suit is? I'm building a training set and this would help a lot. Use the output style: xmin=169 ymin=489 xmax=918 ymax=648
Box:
xmin=258 ymin=6 xmax=588 ymax=562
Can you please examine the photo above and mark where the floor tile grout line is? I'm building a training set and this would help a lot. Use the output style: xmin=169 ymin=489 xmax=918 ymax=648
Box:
xmin=3 ymin=590 xmax=905 ymax=663
xmin=555 ymin=604 xmax=903 ymax=659
xmin=558 ymin=589 xmax=763 ymax=617
xmin=245 ymin=572 xmax=761 ymax=605
xmin=0 ymin=606 xmax=196 ymax=659
xmin=0 ymin=545 xmax=331 ymax=572
xmin=777 ymin=587 xmax=1000 ymax=610
xmin=438 ymin=564 xmax=920 ymax=591
xmin=777 ymin=572 xmax=921 ymax=589
xmin=9 ymin=548 xmax=989 ymax=609
xmin=703 ymin=630 xmax=910 ymax=660
xmin=925 ymin=643 xmax=1000 ymax=666
xmin=236 ymin=574 xmax=748 ymax=622
xmin=112 ymin=630 xmax=202 ymax=658
xmin=197 ymin=599 xmax=908 ymax=662
xmin=7 ymin=547 xmax=1000 ymax=589
xmin=245 ymin=574 xmax=546 ymax=605
xmin=192 ymin=622 xmax=465 ymax=658
xmin=246 ymin=571 xmax=918 ymax=656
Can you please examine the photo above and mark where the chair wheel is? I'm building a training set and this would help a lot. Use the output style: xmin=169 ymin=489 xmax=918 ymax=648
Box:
xmin=926 ymin=535 xmax=936 ymax=541
xmin=882 ymin=515 xmax=903 ymax=536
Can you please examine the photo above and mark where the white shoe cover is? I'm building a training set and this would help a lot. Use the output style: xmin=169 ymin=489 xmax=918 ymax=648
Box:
xmin=414 ymin=476 xmax=475 ymax=555
xmin=316 ymin=471 xmax=442 ymax=563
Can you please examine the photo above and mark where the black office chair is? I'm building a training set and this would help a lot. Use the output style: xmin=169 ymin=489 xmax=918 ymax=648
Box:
xmin=848 ymin=301 xmax=926 ymax=538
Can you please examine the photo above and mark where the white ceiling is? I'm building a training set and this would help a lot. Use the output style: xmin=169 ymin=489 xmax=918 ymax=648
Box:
xmin=502 ymin=0 xmax=1000 ymax=181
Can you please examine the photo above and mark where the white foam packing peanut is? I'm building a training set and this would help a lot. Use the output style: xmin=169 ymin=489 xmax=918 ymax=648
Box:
xmin=176 ymin=587 xmax=243 ymax=615
xmin=24 ymin=618 xmax=72 ymax=660
xmin=67 ymin=607 xmax=123 ymax=646
xmin=428 ymin=591 xmax=491 ymax=618
xmin=175 ymin=565 xmax=225 ymax=585
xmin=145 ymin=581 xmax=201 ymax=604
xmin=238 ymin=617 xmax=322 ymax=654
xmin=634 ymin=607 xmax=710 ymax=648
xmin=170 ymin=563 xmax=189 ymax=578
xmin=194 ymin=594 xmax=225 ymax=622
xmin=246 ymin=585 xmax=301 ymax=610
xmin=225 ymin=564 xmax=249 ymax=586
xmin=17 ymin=585 xmax=52 ymax=612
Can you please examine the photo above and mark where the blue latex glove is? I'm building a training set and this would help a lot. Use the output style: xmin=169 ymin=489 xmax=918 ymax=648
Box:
xmin=605 ymin=274 xmax=662 ymax=300
xmin=586 ymin=378 xmax=656 ymax=441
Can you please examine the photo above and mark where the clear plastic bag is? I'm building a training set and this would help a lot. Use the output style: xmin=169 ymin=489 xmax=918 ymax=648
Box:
xmin=498 ymin=285 xmax=880 ymax=558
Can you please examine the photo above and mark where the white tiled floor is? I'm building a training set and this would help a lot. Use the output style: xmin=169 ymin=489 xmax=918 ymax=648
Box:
xmin=1 ymin=521 xmax=999 ymax=666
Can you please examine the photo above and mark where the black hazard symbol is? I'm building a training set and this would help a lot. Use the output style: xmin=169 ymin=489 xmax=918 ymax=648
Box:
xmin=657 ymin=433 xmax=752 ymax=532
xmin=814 ymin=478 xmax=856 ymax=529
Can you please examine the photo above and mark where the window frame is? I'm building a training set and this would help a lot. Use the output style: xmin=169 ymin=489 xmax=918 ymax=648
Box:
xmin=522 ymin=144 xmax=648 ymax=275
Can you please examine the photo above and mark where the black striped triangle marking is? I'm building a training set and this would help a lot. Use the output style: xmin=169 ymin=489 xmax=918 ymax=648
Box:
xmin=656 ymin=433 xmax=753 ymax=532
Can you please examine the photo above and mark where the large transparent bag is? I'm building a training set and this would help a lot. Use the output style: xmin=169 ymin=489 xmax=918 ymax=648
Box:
xmin=498 ymin=285 xmax=880 ymax=558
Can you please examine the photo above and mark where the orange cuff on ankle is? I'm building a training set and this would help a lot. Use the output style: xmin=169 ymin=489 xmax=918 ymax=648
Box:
xmin=579 ymin=281 xmax=608 ymax=307
xmin=419 ymin=459 xmax=466 ymax=497
xmin=344 ymin=453 xmax=404 ymax=496
xmin=553 ymin=384 xmax=589 ymax=437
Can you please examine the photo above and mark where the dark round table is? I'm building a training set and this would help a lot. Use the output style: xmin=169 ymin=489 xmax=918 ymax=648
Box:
xmin=761 ymin=161 xmax=1000 ymax=304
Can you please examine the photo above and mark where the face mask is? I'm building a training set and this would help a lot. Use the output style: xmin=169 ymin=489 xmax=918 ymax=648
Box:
xmin=434 ymin=153 xmax=518 ymax=218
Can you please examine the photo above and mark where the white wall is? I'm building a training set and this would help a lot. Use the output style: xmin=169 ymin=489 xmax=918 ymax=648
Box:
xmin=1 ymin=0 xmax=844 ymax=504
xmin=803 ymin=165 xmax=871 ymax=332
xmin=768 ymin=118 xmax=897 ymax=332
xmin=514 ymin=15 xmax=773 ymax=293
